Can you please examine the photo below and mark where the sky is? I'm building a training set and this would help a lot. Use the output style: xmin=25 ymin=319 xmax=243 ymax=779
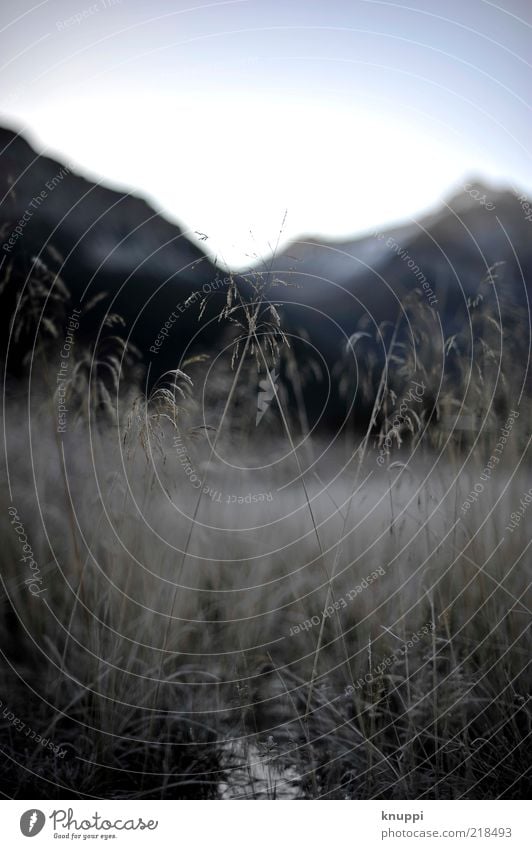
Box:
xmin=1 ymin=0 xmax=531 ymax=267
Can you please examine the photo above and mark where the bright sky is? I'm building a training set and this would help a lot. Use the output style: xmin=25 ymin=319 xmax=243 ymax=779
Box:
xmin=1 ymin=0 xmax=531 ymax=267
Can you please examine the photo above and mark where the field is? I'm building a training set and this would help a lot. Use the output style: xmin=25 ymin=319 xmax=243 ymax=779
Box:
xmin=0 ymin=267 xmax=530 ymax=799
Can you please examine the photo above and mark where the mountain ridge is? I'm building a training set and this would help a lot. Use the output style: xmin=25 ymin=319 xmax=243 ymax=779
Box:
xmin=1 ymin=123 xmax=530 ymax=427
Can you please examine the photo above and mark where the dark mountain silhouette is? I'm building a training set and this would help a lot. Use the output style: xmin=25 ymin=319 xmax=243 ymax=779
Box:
xmin=1 ymin=124 xmax=530 ymax=426
xmin=0 ymin=125 xmax=225 ymax=379
xmin=251 ymin=180 xmax=531 ymax=427
xmin=267 ymin=180 xmax=531 ymax=365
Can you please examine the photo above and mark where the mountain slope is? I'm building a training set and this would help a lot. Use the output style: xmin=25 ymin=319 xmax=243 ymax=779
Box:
xmin=1 ymin=125 xmax=530 ymax=427
xmin=263 ymin=180 xmax=531 ymax=373
xmin=0 ymin=125 xmax=223 ymax=377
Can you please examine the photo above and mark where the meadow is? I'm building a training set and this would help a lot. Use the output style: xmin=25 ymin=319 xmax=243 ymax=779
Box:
xmin=0 ymin=262 xmax=530 ymax=799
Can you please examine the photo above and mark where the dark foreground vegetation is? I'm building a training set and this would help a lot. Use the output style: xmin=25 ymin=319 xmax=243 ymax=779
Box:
xmin=0 ymin=247 xmax=530 ymax=799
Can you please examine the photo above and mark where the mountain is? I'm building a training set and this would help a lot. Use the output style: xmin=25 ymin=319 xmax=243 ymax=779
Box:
xmin=1 ymin=124 xmax=530 ymax=427
xmin=249 ymin=180 xmax=531 ymax=427
xmin=0 ymin=124 xmax=224 ymax=377
xmin=265 ymin=180 xmax=531 ymax=364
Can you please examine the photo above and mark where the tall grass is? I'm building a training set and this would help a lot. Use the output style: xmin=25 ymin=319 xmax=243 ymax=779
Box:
xmin=0 ymin=258 xmax=530 ymax=799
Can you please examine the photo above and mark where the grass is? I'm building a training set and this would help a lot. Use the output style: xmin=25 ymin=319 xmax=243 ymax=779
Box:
xmin=0 ymin=256 xmax=530 ymax=799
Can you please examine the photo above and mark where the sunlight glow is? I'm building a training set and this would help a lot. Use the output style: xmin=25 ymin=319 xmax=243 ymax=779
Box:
xmin=21 ymin=88 xmax=475 ymax=267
